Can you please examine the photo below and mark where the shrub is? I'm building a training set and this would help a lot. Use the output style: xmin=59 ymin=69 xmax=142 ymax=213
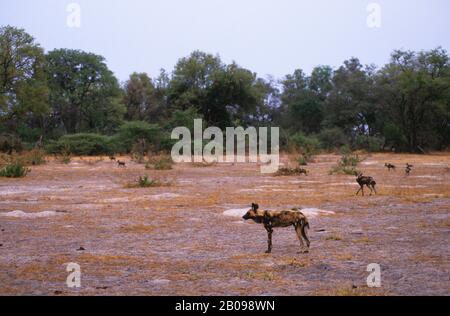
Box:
xmin=114 ymin=121 xmax=167 ymax=153
xmin=0 ymin=160 xmax=30 ymax=178
xmin=146 ymin=155 xmax=173 ymax=170
xmin=275 ymin=167 xmax=308 ymax=176
xmin=329 ymin=152 xmax=362 ymax=175
xmin=125 ymin=175 xmax=172 ymax=188
xmin=46 ymin=133 xmax=114 ymax=156
xmin=318 ymin=128 xmax=348 ymax=150
xmin=23 ymin=149 xmax=46 ymax=166
xmin=290 ymin=133 xmax=321 ymax=154
xmin=355 ymin=135 xmax=385 ymax=152
xmin=0 ymin=134 xmax=23 ymax=153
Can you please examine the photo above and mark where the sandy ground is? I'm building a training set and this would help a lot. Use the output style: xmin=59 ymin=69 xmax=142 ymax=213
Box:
xmin=0 ymin=153 xmax=449 ymax=296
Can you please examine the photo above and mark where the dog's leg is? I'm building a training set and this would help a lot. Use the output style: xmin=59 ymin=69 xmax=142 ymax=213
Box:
xmin=301 ymin=221 xmax=311 ymax=250
xmin=356 ymin=186 xmax=362 ymax=196
xmin=372 ymin=184 xmax=377 ymax=195
xmin=265 ymin=226 xmax=273 ymax=254
xmin=294 ymin=224 xmax=305 ymax=253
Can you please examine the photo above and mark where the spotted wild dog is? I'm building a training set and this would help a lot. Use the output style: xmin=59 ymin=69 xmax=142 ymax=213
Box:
xmin=242 ymin=203 xmax=310 ymax=254
xmin=110 ymin=156 xmax=116 ymax=161
xmin=117 ymin=160 xmax=126 ymax=167
xmin=385 ymin=163 xmax=396 ymax=171
xmin=405 ymin=163 xmax=413 ymax=176
xmin=356 ymin=173 xmax=377 ymax=196
xmin=298 ymin=168 xmax=308 ymax=175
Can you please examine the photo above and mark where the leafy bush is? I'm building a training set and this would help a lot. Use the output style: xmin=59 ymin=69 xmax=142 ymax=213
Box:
xmin=329 ymin=151 xmax=362 ymax=175
xmin=0 ymin=134 xmax=23 ymax=153
xmin=146 ymin=155 xmax=173 ymax=170
xmin=318 ymin=128 xmax=348 ymax=150
xmin=46 ymin=133 xmax=114 ymax=156
xmin=290 ymin=133 xmax=321 ymax=154
xmin=0 ymin=160 xmax=30 ymax=178
xmin=355 ymin=135 xmax=385 ymax=152
xmin=114 ymin=121 xmax=166 ymax=153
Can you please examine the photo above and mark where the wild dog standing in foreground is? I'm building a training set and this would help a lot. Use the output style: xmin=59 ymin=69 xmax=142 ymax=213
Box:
xmin=356 ymin=173 xmax=377 ymax=196
xmin=242 ymin=203 xmax=310 ymax=254
xmin=117 ymin=160 xmax=126 ymax=167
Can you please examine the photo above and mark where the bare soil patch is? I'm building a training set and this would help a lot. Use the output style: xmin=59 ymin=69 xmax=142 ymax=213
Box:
xmin=0 ymin=153 xmax=449 ymax=295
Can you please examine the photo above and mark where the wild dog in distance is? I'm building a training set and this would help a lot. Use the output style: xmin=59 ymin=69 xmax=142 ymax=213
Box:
xmin=385 ymin=163 xmax=396 ymax=171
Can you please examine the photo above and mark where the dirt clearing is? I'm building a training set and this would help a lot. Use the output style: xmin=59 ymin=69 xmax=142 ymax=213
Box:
xmin=0 ymin=153 xmax=449 ymax=295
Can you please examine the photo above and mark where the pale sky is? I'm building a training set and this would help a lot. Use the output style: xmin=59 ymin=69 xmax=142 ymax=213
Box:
xmin=1 ymin=0 xmax=449 ymax=82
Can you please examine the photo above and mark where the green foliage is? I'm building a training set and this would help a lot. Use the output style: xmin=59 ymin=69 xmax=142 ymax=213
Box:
xmin=0 ymin=134 xmax=23 ymax=153
xmin=354 ymin=135 xmax=385 ymax=152
xmin=290 ymin=133 xmax=321 ymax=154
xmin=0 ymin=160 xmax=30 ymax=178
xmin=114 ymin=121 xmax=165 ymax=153
xmin=329 ymin=152 xmax=362 ymax=175
xmin=317 ymin=128 xmax=349 ymax=150
xmin=46 ymin=133 xmax=114 ymax=156
xmin=46 ymin=49 xmax=123 ymax=134
xmin=125 ymin=175 xmax=171 ymax=188
xmin=0 ymin=26 xmax=49 ymax=133
xmin=1 ymin=24 xmax=449 ymax=153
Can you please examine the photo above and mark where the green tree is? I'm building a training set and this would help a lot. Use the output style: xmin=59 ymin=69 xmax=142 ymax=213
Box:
xmin=377 ymin=48 xmax=450 ymax=151
xmin=0 ymin=26 xmax=48 ymax=135
xmin=324 ymin=58 xmax=379 ymax=140
xmin=46 ymin=49 xmax=124 ymax=134
xmin=123 ymin=73 xmax=166 ymax=123
xmin=168 ymin=51 xmax=261 ymax=128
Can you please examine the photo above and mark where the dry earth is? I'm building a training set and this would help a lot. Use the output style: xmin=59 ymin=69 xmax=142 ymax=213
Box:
xmin=0 ymin=153 xmax=449 ymax=296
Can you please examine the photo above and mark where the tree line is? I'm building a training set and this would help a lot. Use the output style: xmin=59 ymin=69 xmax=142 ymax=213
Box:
xmin=1 ymin=25 xmax=449 ymax=154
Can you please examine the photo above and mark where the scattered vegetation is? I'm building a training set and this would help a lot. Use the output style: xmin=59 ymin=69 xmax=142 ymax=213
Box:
xmin=0 ymin=160 xmax=30 ymax=178
xmin=275 ymin=167 xmax=308 ymax=176
xmin=192 ymin=161 xmax=217 ymax=168
xmin=0 ymin=134 xmax=23 ymax=154
xmin=46 ymin=133 xmax=114 ymax=156
xmin=329 ymin=151 xmax=363 ymax=176
xmin=146 ymin=155 xmax=173 ymax=170
xmin=57 ymin=145 xmax=72 ymax=164
xmin=23 ymin=149 xmax=46 ymax=166
xmin=125 ymin=175 xmax=172 ymax=188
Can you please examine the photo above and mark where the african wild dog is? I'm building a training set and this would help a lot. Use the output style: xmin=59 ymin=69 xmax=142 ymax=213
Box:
xmin=405 ymin=163 xmax=413 ymax=176
xmin=385 ymin=163 xmax=396 ymax=171
xmin=117 ymin=160 xmax=126 ymax=167
xmin=242 ymin=203 xmax=310 ymax=254
xmin=356 ymin=173 xmax=377 ymax=196
xmin=298 ymin=168 xmax=308 ymax=175
xmin=110 ymin=156 xmax=116 ymax=161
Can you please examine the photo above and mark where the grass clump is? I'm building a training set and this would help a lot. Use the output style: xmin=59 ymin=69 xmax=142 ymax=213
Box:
xmin=275 ymin=167 xmax=308 ymax=176
xmin=145 ymin=155 xmax=173 ymax=170
xmin=24 ymin=149 xmax=46 ymax=166
xmin=0 ymin=160 xmax=30 ymax=178
xmin=329 ymin=151 xmax=362 ymax=176
xmin=125 ymin=175 xmax=172 ymax=188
